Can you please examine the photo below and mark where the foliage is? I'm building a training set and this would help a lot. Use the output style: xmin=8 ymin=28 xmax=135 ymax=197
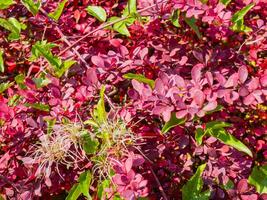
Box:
xmin=0 ymin=0 xmax=266 ymax=199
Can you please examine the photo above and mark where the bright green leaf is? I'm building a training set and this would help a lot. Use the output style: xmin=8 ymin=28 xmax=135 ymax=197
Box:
xmin=0 ymin=82 xmax=13 ymax=93
xmin=8 ymin=94 xmax=21 ymax=106
xmin=113 ymin=20 xmax=130 ymax=36
xmin=25 ymin=103 xmax=50 ymax=112
xmin=0 ymin=0 xmax=15 ymax=9
xmin=248 ymin=165 xmax=267 ymax=194
xmin=48 ymin=0 xmax=67 ymax=21
xmin=162 ymin=113 xmax=186 ymax=134
xmin=195 ymin=128 xmax=205 ymax=145
xmin=97 ymin=179 xmax=110 ymax=199
xmin=122 ymin=0 xmax=137 ymax=16
xmin=84 ymin=119 xmax=99 ymax=127
xmin=86 ymin=6 xmax=107 ymax=22
xmin=220 ymin=0 xmax=231 ymax=6
xmin=0 ymin=17 xmax=26 ymax=40
xmin=184 ymin=16 xmax=202 ymax=39
xmin=171 ymin=9 xmax=181 ymax=28
xmin=123 ymin=73 xmax=155 ymax=89
xmin=94 ymin=86 xmax=107 ymax=124
xmin=81 ymin=133 xmax=99 ymax=154
xmin=15 ymin=74 xmax=27 ymax=89
xmin=206 ymin=105 xmax=224 ymax=115
xmin=208 ymin=128 xmax=253 ymax=157
xmin=231 ymin=3 xmax=254 ymax=33
xmin=0 ymin=50 xmax=4 ymax=73
xmin=78 ymin=171 xmax=92 ymax=199
xmin=44 ymin=118 xmax=56 ymax=134
xmin=206 ymin=121 xmax=231 ymax=130
xmin=66 ymin=183 xmax=82 ymax=200
xmin=54 ymin=59 xmax=76 ymax=78
xmin=182 ymin=163 xmax=211 ymax=200
xmin=231 ymin=3 xmax=255 ymax=23
xmin=21 ymin=0 xmax=41 ymax=15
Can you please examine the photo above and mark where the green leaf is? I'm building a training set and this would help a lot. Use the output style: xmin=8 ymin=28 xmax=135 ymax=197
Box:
xmin=231 ymin=3 xmax=254 ymax=33
xmin=184 ymin=16 xmax=202 ymax=39
xmin=205 ymin=121 xmax=231 ymax=130
xmin=206 ymin=105 xmax=224 ymax=115
xmin=54 ymin=59 xmax=76 ymax=78
xmin=171 ymin=9 xmax=181 ymax=28
xmin=84 ymin=119 xmax=99 ymax=127
xmin=195 ymin=128 xmax=205 ymax=145
xmin=0 ymin=0 xmax=15 ymax=9
xmin=123 ymin=73 xmax=155 ymax=89
xmin=33 ymin=75 xmax=51 ymax=88
xmin=0 ymin=17 xmax=26 ymax=40
xmin=8 ymin=94 xmax=21 ymax=106
xmin=31 ymin=41 xmax=62 ymax=68
xmin=86 ymin=6 xmax=107 ymax=22
xmin=21 ymin=0 xmax=41 ymax=15
xmin=97 ymin=179 xmax=110 ymax=199
xmin=44 ymin=118 xmax=56 ymax=134
xmin=208 ymin=128 xmax=253 ymax=157
xmin=66 ymin=171 xmax=92 ymax=200
xmin=220 ymin=179 xmax=234 ymax=190
xmin=48 ymin=0 xmax=67 ymax=21
xmin=113 ymin=20 xmax=130 ymax=36
xmin=0 ymin=82 xmax=13 ymax=93
xmin=248 ymin=165 xmax=267 ymax=194
xmin=220 ymin=0 xmax=231 ymax=6
xmin=162 ymin=113 xmax=186 ymax=134
xmin=78 ymin=171 xmax=92 ymax=199
xmin=122 ymin=0 xmax=137 ymax=16
xmin=81 ymin=133 xmax=99 ymax=154
xmin=14 ymin=74 xmax=27 ymax=89
xmin=231 ymin=3 xmax=255 ymax=23
xmin=94 ymin=86 xmax=107 ymax=124
xmin=25 ymin=103 xmax=50 ymax=112
xmin=0 ymin=50 xmax=4 ymax=73
xmin=182 ymin=163 xmax=211 ymax=200
xmin=66 ymin=183 xmax=82 ymax=200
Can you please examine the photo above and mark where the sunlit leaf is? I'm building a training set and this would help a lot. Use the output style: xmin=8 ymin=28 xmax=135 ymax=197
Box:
xmin=220 ymin=0 xmax=231 ymax=6
xmin=171 ymin=9 xmax=181 ymax=28
xmin=81 ymin=133 xmax=99 ymax=154
xmin=162 ymin=113 xmax=186 ymax=134
xmin=15 ymin=74 xmax=27 ymax=89
xmin=122 ymin=0 xmax=137 ymax=16
xmin=0 ymin=0 xmax=15 ymax=9
xmin=54 ymin=59 xmax=76 ymax=78
xmin=113 ymin=20 xmax=130 ymax=36
xmin=48 ymin=0 xmax=67 ymax=21
xmin=0 ymin=82 xmax=13 ymax=93
xmin=0 ymin=17 xmax=26 ymax=40
xmin=208 ymin=128 xmax=253 ymax=157
xmin=25 ymin=103 xmax=50 ymax=112
xmin=66 ymin=183 xmax=81 ymax=200
xmin=86 ymin=6 xmax=107 ymax=22
xmin=248 ymin=165 xmax=267 ymax=194
xmin=195 ymin=128 xmax=205 ymax=145
xmin=97 ymin=179 xmax=110 ymax=199
xmin=78 ymin=171 xmax=92 ymax=199
xmin=21 ymin=0 xmax=41 ymax=15
xmin=123 ymin=73 xmax=155 ymax=89
xmin=182 ymin=163 xmax=211 ymax=200
xmin=94 ymin=86 xmax=107 ymax=124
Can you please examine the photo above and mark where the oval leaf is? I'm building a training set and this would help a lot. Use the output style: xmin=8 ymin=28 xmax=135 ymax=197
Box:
xmin=86 ymin=6 xmax=107 ymax=22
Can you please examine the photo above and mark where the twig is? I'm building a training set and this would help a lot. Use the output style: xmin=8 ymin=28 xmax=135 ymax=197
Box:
xmin=149 ymin=166 xmax=169 ymax=200
xmin=39 ymin=8 xmax=90 ymax=68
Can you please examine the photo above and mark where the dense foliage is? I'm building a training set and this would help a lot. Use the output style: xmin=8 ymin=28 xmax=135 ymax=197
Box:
xmin=0 ymin=0 xmax=266 ymax=199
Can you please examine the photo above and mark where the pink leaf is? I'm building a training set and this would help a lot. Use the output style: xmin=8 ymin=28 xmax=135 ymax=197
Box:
xmin=191 ymin=64 xmax=203 ymax=83
xmin=91 ymin=55 xmax=105 ymax=68
xmin=238 ymin=66 xmax=248 ymax=83
xmin=125 ymin=157 xmax=133 ymax=173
